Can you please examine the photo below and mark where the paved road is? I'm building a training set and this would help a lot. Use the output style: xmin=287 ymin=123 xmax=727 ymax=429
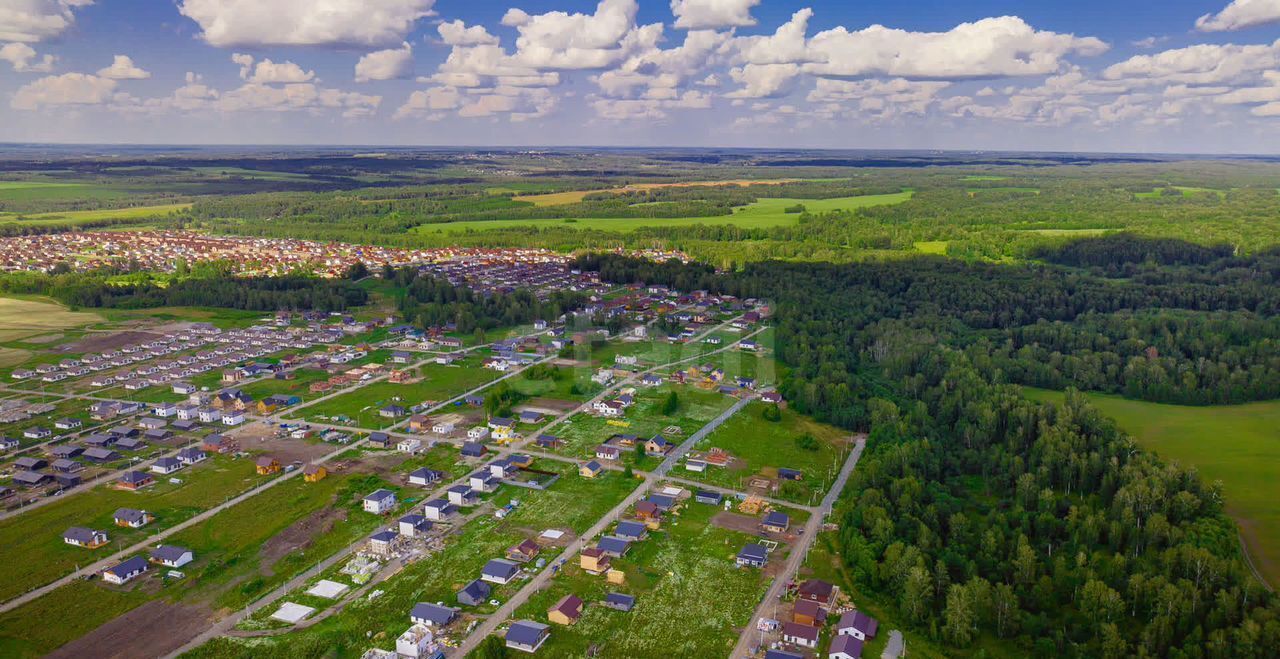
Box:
xmin=0 ymin=435 xmax=369 ymax=614
xmin=730 ymin=435 xmax=867 ymax=658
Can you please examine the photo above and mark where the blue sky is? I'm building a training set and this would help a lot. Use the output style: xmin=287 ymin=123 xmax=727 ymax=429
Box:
xmin=2 ymin=0 xmax=1280 ymax=152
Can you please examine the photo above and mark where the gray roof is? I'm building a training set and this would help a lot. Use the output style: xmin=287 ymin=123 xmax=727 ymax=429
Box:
xmin=410 ymin=602 xmax=458 ymax=625
xmin=105 ymin=556 xmax=148 ymax=578
xmin=830 ymin=634 xmax=864 ymax=657
xmin=483 ymin=558 xmax=519 ymax=579
xmin=505 ymin=620 xmax=549 ymax=646
xmin=150 ymin=545 xmax=191 ymax=563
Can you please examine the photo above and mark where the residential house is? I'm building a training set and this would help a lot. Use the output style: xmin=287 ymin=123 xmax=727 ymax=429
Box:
xmin=368 ymin=530 xmax=397 ymax=557
xmin=579 ymin=460 xmax=602 ymax=478
xmin=410 ymin=602 xmax=458 ymax=627
xmin=151 ymin=457 xmax=182 ymax=475
xmin=63 ymin=527 xmax=109 ymax=548
xmin=457 ymin=579 xmax=491 ymax=607
xmin=481 ymin=559 xmax=520 ymax=585
xmin=113 ymin=509 xmax=151 ymax=529
xmin=798 ymin=579 xmax=835 ymax=606
xmin=737 ymin=543 xmax=768 ymax=568
xmin=794 ymin=599 xmax=828 ymax=626
xmin=303 ymin=464 xmax=327 ymax=482
xmin=488 ymin=417 xmax=515 ymax=441
xmin=505 ymin=620 xmax=550 ymax=654
xmin=368 ymin=432 xmax=394 ymax=449
xmin=836 ymin=611 xmax=879 ymax=641
xmin=82 ymin=447 xmax=120 ymax=463
xmin=399 ymin=514 xmax=432 ymax=537
xmin=580 ymin=547 xmax=611 ymax=575
xmin=778 ymin=467 xmax=803 ymax=481
xmin=431 ymin=421 xmax=455 ymax=435
xmin=12 ymin=470 xmax=50 ymax=488
xmin=255 ymin=456 xmax=281 ymax=475
xmin=461 ymin=441 xmax=487 ymax=458
xmin=828 ymin=634 xmax=864 ymax=659
xmin=782 ymin=622 xmax=821 ymax=649
xmin=150 ymin=545 xmax=194 ymax=568
xmin=603 ymin=592 xmax=635 ymax=612
xmin=762 ymin=511 xmax=791 ymax=533
xmin=118 ymin=470 xmax=153 ymax=490
xmin=380 ymin=404 xmax=407 ymax=418
xmin=547 ymin=594 xmax=584 ymax=625
xmin=424 ymin=499 xmax=456 ymax=521
xmin=447 ymin=485 xmax=476 ymax=506
xmin=408 ymin=467 xmax=441 ymax=487
xmin=597 ymin=536 xmax=631 ymax=558
xmin=469 ymin=471 xmax=497 ymax=493
xmin=695 ymin=490 xmax=723 ymax=505
xmin=765 ymin=651 xmax=805 ymax=659
xmin=408 ymin=415 xmax=430 ymax=433
xmin=177 ymin=447 xmax=207 ymax=465
xmin=466 ymin=427 xmax=490 ymax=442
xmin=52 ymin=458 xmax=82 ymax=474
xmin=614 ymin=520 xmax=647 ymax=542
xmin=397 ymin=438 xmax=423 ymax=454
xmin=518 ymin=410 xmax=543 ymax=424
xmin=506 ymin=539 xmax=540 ymax=563
xmin=14 ymin=456 xmax=46 ymax=471
xmin=594 ymin=445 xmax=620 ymax=461
xmin=644 ymin=435 xmax=673 ymax=456
xmin=54 ymin=418 xmax=82 ymax=430
xmin=363 ymin=489 xmax=397 ymax=514
xmin=103 ymin=556 xmax=149 ymax=585
xmin=534 ymin=434 xmax=561 ymax=450
xmin=22 ymin=427 xmax=50 ymax=440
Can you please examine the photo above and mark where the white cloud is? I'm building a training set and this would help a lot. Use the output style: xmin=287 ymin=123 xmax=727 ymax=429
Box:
xmin=232 ymin=54 xmax=315 ymax=84
xmin=671 ymin=0 xmax=760 ymax=30
xmin=178 ymin=0 xmax=436 ymax=48
xmin=726 ymin=63 xmax=800 ymax=98
xmin=1102 ymin=41 xmax=1280 ymax=86
xmin=0 ymin=42 xmax=55 ymax=72
xmin=803 ymin=16 xmax=1108 ymax=80
xmin=0 ymin=0 xmax=92 ymax=44
xmin=355 ymin=42 xmax=413 ymax=82
xmin=732 ymin=8 xmax=814 ymax=65
xmin=437 ymin=20 xmax=498 ymax=47
xmin=396 ymin=84 xmax=556 ymax=121
xmin=1196 ymin=0 xmax=1280 ymax=32
xmin=97 ymin=55 xmax=149 ymax=80
xmin=501 ymin=0 xmax=658 ymax=70
xmin=806 ymin=78 xmax=952 ymax=118
xmin=11 ymin=71 xmax=115 ymax=110
xmin=1131 ymin=36 xmax=1167 ymax=49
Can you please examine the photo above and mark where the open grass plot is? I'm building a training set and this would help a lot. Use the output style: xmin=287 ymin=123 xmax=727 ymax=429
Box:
xmin=0 ymin=578 xmax=153 ymax=658
xmin=664 ymin=350 xmax=780 ymax=389
xmin=236 ymin=368 xmax=332 ymax=403
xmin=182 ymin=462 xmax=637 ymax=659
xmin=291 ymin=363 xmax=500 ymax=428
xmin=505 ymin=499 xmax=770 ymax=657
xmin=170 ymin=471 xmax=392 ymax=611
xmin=684 ymin=401 xmax=853 ymax=505
xmin=0 ymin=454 xmax=261 ymax=603
xmin=1025 ymin=387 xmax=1280 ymax=590
xmin=547 ymin=385 xmax=737 ymax=461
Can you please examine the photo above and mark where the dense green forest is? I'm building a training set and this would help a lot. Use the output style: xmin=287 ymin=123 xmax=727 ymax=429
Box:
xmin=575 ymin=247 xmax=1280 ymax=657
xmin=0 ymin=270 xmax=368 ymax=311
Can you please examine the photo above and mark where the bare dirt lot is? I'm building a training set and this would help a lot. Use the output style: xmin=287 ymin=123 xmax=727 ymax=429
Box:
xmin=259 ymin=505 xmax=348 ymax=576
xmin=58 ymin=330 xmax=163 ymax=354
xmin=230 ymin=423 xmax=336 ymax=464
xmin=47 ymin=600 xmax=213 ymax=659
xmin=520 ymin=398 xmax=579 ymax=413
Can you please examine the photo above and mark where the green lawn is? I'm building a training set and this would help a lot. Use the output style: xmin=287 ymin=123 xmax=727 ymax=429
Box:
xmin=1023 ymin=388 xmax=1280 ymax=589
xmin=412 ymin=192 xmax=914 ymax=234
xmin=503 ymin=498 xmax=771 ymax=657
xmin=0 ymin=455 xmax=263 ymax=602
xmin=684 ymin=401 xmax=851 ymax=505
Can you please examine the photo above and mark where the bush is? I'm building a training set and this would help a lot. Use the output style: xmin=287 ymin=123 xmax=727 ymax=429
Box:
xmin=795 ymin=433 xmax=819 ymax=451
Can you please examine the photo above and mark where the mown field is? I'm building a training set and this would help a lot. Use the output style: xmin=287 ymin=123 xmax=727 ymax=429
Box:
xmin=0 ymin=297 xmax=101 ymax=343
xmin=412 ymin=192 xmax=914 ymax=234
xmin=289 ymin=362 xmax=500 ymax=428
xmin=1024 ymin=387 xmax=1280 ymax=589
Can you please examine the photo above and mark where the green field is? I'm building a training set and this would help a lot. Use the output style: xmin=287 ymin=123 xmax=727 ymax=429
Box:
xmin=290 ymin=362 xmax=500 ymax=428
xmin=412 ymin=192 xmax=914 ymax=234
xmin=0 ymin=203 xmax=191 ymax=224
xmin=0 ymin=297 xmax=101 ymax=342
xmin=1024 ymin=388 xmax=1280 ymax=589
xmin=183 ymin=460 xmax=638 ymax=658
xmin=505 ymin=498 xmax=771 ymax=657
xmin=0 ymin=181 xmax=130 ymax=202
xmin=0 ymin=455 xmax=264 ymax=602
xmin=685 ymin=401 xmax=850 ymax=504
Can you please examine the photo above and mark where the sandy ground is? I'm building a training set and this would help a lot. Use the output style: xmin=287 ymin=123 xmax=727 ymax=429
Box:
xmin=230 ymin=423 xmax=336 ymax=464
xmin=47 ymin=600 xmax=214 ymax=659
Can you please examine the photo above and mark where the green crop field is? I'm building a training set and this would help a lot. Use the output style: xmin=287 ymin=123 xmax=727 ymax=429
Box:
xmin=412 ymin=192 xmax=914 ymax=234
xmin=1024 ymin=388 xmax=1280 ymax=589
xmin=685 ymin=400 xmax=851 ymax=504
xmin=0 ymin=181 xmax=131 ymax=202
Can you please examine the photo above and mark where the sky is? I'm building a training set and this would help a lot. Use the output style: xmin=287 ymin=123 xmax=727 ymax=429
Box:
xmin=2 ymin=0 xmax=1280 ymax=153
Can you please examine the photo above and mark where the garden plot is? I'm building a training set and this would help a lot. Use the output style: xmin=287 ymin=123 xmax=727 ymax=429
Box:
xmin=544 ymin=385 xmax=737 ymax=465
xmin=680 ymin=401 xmax=853 ymax=505
xmin=503 ymin=497 xmax=771 ymax=657
xmin=291 ymin=362 xmax=500 ymax=429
